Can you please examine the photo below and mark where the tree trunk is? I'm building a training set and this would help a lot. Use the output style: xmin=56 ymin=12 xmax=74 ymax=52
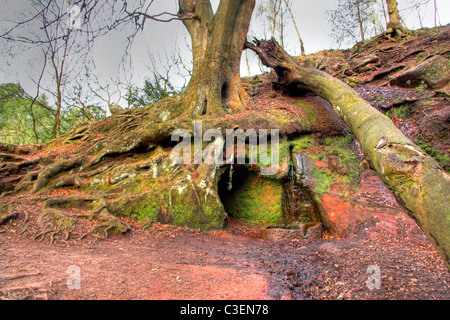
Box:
xmin=53 ymin=84 xmax=62 ymax=139
xmin=381 ymin=0 xmax=388 ymax=29
xmin=246 ymin=38 xmax=450 ymax=270
xmin=283 ymin=0 xmax=305 ymax=55
xmin=385 ymin=0 xmax=406 ymax=35
xmin=179 ymin=0 xmax=255 ymax=117
xmin=49 ymin=27 xmax=71 ymax=139
xmin=356 ymin=0 xmax=365 ymax=42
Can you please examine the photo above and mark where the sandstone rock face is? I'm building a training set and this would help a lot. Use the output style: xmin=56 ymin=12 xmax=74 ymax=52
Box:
xmin=390 ymin=55 xmax=450 ymax=90
xmin=260 ymin=227 xmax=305 ymax=241
xmin=260 ymin=223 xmax=323 ymax=241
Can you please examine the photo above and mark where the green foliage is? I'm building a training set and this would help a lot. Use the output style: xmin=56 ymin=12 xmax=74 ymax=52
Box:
xmin=386 ymin=104 xmax=409 ymax=120
xmin=60 ymin=104 xmax=105 ymax=136
xmin=0 ymin=83 xmax=54 ymax=144
xmin=126 ymin=73 xmax=181 ymax=108
xmin=0 ymin=83 xmax=106 ymax=145
xmin=416 ymin=137 xmax=450 ymax=172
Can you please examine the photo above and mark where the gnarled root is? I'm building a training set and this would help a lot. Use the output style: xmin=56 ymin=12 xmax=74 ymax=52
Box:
xmin=32 ymin=194 xmax=130 ymax=245
xmin=30 ymin=156 xmax=87 ymax=194
xmin=81 ymin=197 xmax=130 ymax=240
xmin=0 ymin=211 xmax=18 ymax=225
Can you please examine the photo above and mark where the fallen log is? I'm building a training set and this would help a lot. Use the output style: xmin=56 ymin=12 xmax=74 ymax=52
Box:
xmin=246 ymin=38 xmax=450 ymax=270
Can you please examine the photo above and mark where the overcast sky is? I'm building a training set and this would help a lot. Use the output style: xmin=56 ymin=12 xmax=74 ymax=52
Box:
xmin=1 ymin=0 xmax=449 ymax=107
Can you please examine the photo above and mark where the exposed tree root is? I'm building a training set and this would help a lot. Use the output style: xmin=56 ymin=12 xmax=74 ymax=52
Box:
xmin=0 ymin=155 xmax=42 ymax=194
xmin=0 ymin=152 xmax=27 ymax=163
xmin=24 ymin=194 xmax=131 ymax=245
xmin=18 ymin=210 xmax=30 ymax=235
xmin=0 ymin=191 xmax=13 ymax=199
xmin=0 ymin=211 xmax=18 ymax=225
xmin=0 ymin=157 xmax=41 ymax=177
xmin=0 ymin=143 xmax=34 ymax=155
xmin=13 ymin=170 xmax=40 ymax=193
xmin=30 ymin=156 xmax=87 ymax=194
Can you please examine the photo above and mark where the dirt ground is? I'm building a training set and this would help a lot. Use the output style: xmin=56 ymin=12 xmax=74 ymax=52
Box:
xmin=1 ymin=211 xmax=449 ymax=300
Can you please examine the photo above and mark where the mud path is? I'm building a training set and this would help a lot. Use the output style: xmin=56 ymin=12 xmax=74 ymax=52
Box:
xmin=1 ymin=217 xmax=449 ymax=300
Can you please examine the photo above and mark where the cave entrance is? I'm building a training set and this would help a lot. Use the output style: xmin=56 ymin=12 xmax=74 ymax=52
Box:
xmin=217 ymin=165 xmax=284 ymax=225
xmin=217 ymin=164 xmax=321 ymax=231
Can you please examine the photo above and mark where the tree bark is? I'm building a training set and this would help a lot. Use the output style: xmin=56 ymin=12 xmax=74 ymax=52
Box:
xmin=385 ymin=0 xmax=406 ymax=35
xmin=246 ymin=38 xmax=450 ymax=270
xmin=356 ymin=0 xmax=365 ymax=42
xmin=283 ymin=0 xmax=305 ymax=55
xmin=179 ymin=0 xmax=255 ymax=117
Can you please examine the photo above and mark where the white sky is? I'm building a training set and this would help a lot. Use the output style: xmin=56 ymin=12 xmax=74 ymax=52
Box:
xmin=1 ymin=0 xmax=449 ymax=106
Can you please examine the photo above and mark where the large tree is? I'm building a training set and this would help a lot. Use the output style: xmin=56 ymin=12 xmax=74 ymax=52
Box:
xmin=177 ymin=0 xmax=255 ymax=117
xmin=327 ymin=0 xmax=379 ymax=46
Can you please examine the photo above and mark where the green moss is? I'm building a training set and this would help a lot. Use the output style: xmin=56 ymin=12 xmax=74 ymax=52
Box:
xmin=290 ymin=136 xmax=316 ymax=152
xmin=416 ymin=80 xmax=429 ymax=91
xmin=124 ymin=194 xmax=162 ymax=222
xmin=171 ymin=204 xmax=192 ymax=226
xmin=136 ymin=203 xmax=160 ymax=222
xmin=171 ymin=194 xmax=224 ymax=230
xmin=342 ymin=77 xmax=361 ymax=88
xmin=314 ymin=194 xmax=322 ymax=204
xmin=295 ymin=101 xmax=318 ymax=126
xmin=387 ymin=104 xmax=410 ymax=120
xmin=267 ymin=109 xmax=291 ymax=124
xmin=312 ymin=135 xmax=364 ymax=194
xmin=313 ymin=167 xmax=337 ymax=194
xmin=416 ymin=137 xmax=450 ymax=172
xmin=123 ymin=176 xmax=168 ymax=223
xmin=324 ymin=136 xmax=361 ymax=167
xmin=222 ymin=168 xmax=283 ymax=225
xmin=159 ymin=175 xmax=226 ymax=230
xmin=257 ymin=138 xmax=290 ymax=168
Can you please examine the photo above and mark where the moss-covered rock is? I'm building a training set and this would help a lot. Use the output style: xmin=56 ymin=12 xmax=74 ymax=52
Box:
xmin=390 ymin=55 xmax=450 ymax=90
xmin=218 ymin=165 xmax=283 ymax=225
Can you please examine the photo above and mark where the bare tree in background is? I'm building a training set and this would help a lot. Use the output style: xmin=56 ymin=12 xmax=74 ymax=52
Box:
xmin=327 ymin=0 xmax=380 ymax=47
xmin=255 ymin=0 xmax=288 ymax=48
xmin=0 ymin=0 xmax=180 ymax=136
xmin=282 ymin=0 xmax=305 ymax=55
xmin=1 ymin=1 xmax=102 ymax=138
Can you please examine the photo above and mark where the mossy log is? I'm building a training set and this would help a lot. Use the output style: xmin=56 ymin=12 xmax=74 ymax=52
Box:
xmin=246 ymin=38 xmax=450 ymax=269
